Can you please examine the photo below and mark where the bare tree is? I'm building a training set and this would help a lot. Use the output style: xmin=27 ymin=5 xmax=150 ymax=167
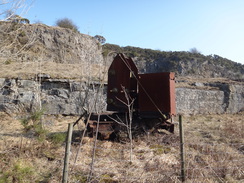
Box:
xmin=108 ymin=85 xmax=135 ymax=162
xmin=0 ymin=0 xmax=33 ymax=21
xmin=117 ymin=86 xmax=134 ymax=162
xmin=0 ymin=0 xmax=34 ymax=61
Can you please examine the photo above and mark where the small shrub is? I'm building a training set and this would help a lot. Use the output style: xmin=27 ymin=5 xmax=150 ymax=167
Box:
xmin=6 ymin=13 xmax=30 ymax=24
xmin=102 ymin=49 xmax=109 ymax=57
xmin=20 ymin=109 xmax=48 ymax=141
xmin=100 ymin=174 xmax=117 ymax=183
xmin=33 ymin=123 xmax=49 ymax=141
xmin=189 ymin=47 xmax=201 ymax=54
xmin=18 ymin=36 xmax=29 ymax=45
xmin=149 ymin=144 xmax=171 ymax=155
xmin=74 ymin=174 xmax=87 ymax=183
xmin=4 ymin=59 xmax=12 ymax=65
xmin=30 ymin=109 xmax=44 ymax=122
xmin=0 ymin=160 xmax=35 ymax=183
xmin=20 ymin=117 xmax=32 ymax=131
xmin=18 ymin=31 xmax=26 ymax=37
xmin=94 ymin=35 xmax=106 ymax=44
xmin=48 ymin=132 xmax=67 ymax=144
xmin=55 ymin=18 xmax=79 ymax=32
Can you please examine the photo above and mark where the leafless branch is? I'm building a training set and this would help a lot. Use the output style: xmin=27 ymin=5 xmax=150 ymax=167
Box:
xmin=0 ymin=0 xmax=33 ymax=21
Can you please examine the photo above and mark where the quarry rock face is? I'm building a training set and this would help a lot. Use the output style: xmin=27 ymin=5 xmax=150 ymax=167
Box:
xmin=176 ymin=88 xmax=225 ymax=114
xmin=0 ymin=78 xmax=106 ymax=115
xmin=0 ymin=22 xmax=243 ymax=116
xmin=0 ymin=22 xmax=103 ymax=64
xmin=0 ymin=78 xmax=243 ymax=115
xmin=176 ymin=84 xmax=244 ymax=114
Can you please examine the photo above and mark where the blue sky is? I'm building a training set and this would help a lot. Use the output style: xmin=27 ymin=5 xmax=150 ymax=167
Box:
xmin=4 ymin=0 xmax=244 ymax=64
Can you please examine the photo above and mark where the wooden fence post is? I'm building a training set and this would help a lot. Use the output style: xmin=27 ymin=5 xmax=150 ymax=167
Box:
xmin=179 ymin=115 xmax=186 ymax=182
xmin=62 ymin=123 xmax=73 ymax=183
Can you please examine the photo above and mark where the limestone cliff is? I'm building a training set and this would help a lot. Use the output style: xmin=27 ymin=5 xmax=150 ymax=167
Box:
xmin=0 ymin=77 xmax=243 ymax=115
xmin=0 ymin=21 xmax=102 ymax=63
xmin=0 ymin=22 xmax=243 ymax=115
xmin=0 ymin=21 xmax=105 ymax=80
xmin=103 ymin=44 xmax=244 ymax=80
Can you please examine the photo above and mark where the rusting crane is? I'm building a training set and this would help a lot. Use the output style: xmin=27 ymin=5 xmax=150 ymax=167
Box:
xmin=87 ymin=53 xmax=176 ymax=140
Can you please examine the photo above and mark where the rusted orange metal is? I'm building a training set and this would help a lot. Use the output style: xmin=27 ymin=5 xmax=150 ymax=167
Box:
xmin=107 ymin=53 xmax=138 ymax=111
xmin=87 ymin=53 xmax=176 ymax=140
xmin=138 ymin=72 xmax=176 ymax=116
xmin=88 ymin=121 xmax=114 ymax=140
xmin=106 ymin=53 xmax=176 ymax=117
xmin=88 ymin=113 xmax=116 ymax=139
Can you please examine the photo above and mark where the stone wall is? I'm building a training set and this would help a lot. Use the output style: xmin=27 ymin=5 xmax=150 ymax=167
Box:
xmin=176 ymin=88 xmax=225 ymax=114
xmin=0 ymin=78 xmax=243 ymax=115
xmin=0 ymin=78 xmax=106 ymax=115
xmin=176 ymin=83 xmax=244 ymax=114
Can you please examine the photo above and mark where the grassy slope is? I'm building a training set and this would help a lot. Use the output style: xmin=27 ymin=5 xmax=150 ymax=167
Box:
xmin=0 ymin=112 xmax=243 ymax=182
xmin=0 ymin=61 xmax=106 ymax=81
xmin=0 ymin=22 xmax=243 ymax=182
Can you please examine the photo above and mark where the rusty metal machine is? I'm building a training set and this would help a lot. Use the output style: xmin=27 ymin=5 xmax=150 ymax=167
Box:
xmin=87 ymin=53 xmax=176 ymax=140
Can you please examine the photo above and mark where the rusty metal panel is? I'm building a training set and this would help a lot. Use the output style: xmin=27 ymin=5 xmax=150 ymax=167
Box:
xmin=138 ymin=72 xmax=176 ymax=116
xmin=169 ymin=73 xmax=176 ymax=115
xmin=107 ymin=53 xmax=138 ymax=111
xmin=88 ymin=121 xmax=114 ymax=139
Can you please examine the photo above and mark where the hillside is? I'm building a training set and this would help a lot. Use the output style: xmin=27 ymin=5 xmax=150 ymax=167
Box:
xmin=0 ymin=22 xmax=243 ymax=115
xmin=0 ymin=112 xmax=243 ymax=182
xmin=0 ymin=22 xmax=243 ymax=183
xmin=0 ymin=21 xmax=243 ymax=81
xmin=103 ymin=44 xmax=244 ymax=80
xmin=0 ymin=21 xmax=103 ymax=64
xmin=0 ymin=21 xmax=105 ymax=80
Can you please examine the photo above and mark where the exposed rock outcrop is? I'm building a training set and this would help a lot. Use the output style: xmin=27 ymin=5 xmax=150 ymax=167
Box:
xmin=0 ymin=21 xmax=103 ymax=64
xmin=0 ymin=23 xmax=243 ymax=116
xmin=176 ymin=84 xmax=244 ymax=114
xmin=0 ymin=78 xmax=243 ymax=115
xmin=0 ymin=78 xmax=106 ymax=115
xmin=103 ymin=44 xmax=244 ymax=80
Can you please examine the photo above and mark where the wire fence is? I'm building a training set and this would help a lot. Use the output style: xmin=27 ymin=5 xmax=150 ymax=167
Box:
xmin=69 ymin=141 xmax=180 ymax=182
xmin=62 ymin=117 xmax=244 ymax=183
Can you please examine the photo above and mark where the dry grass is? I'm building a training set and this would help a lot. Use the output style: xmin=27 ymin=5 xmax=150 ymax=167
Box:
xmin=0 ymin=112 xmax=78 ymax=183
xmin=181 ymin=113 xmax=244 ymax=183
xmin=176 ymin=76 xmax=241 ymax=90
xmin=1 ymin=60 xmax=241 ymax=89
xmin=0 ymin=112 xmax=243 ymax=182
xmin=0 ymin=61 xmax=107 ymax=81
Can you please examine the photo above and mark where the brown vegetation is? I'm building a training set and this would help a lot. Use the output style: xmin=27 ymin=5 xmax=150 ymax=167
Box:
xmin=0 ymin=112 xmax=243 ymax=182
xmin=0 ymin=61 xmax=106 ymax=81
